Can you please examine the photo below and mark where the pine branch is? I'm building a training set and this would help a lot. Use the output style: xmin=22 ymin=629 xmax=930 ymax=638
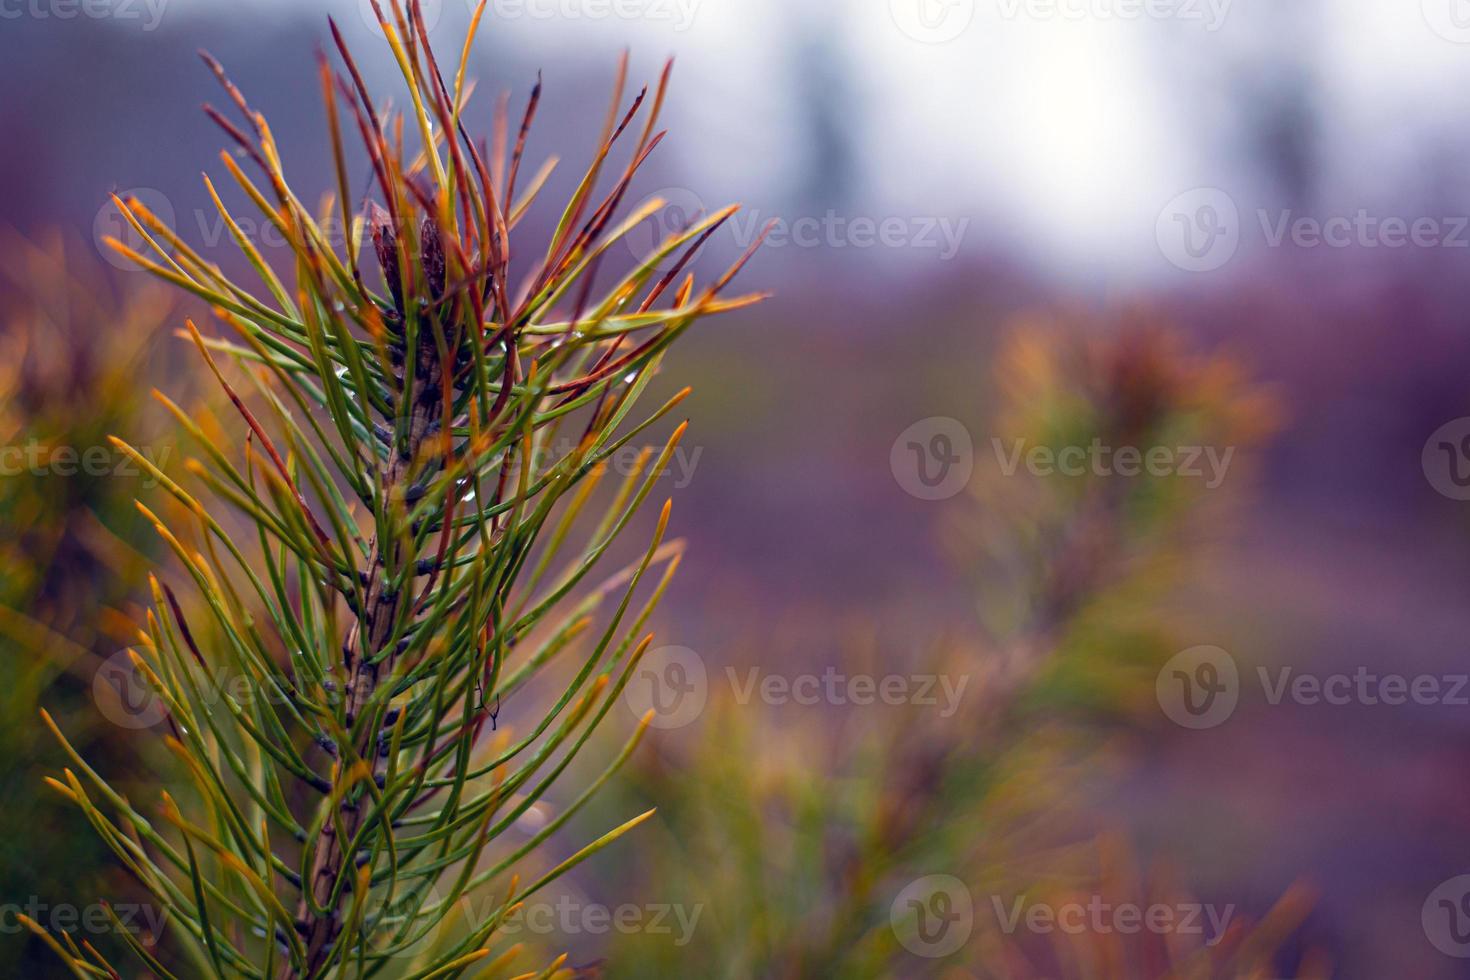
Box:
xmin=39 ymin=3 xmax=766 ymax=977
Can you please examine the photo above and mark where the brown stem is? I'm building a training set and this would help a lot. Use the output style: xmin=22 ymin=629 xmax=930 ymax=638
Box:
xmin=285 ymin=383 xmax=440 ymax=979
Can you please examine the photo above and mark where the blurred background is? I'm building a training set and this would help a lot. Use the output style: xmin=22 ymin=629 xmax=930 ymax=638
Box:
xmin=5 ymin=0 xmax=1470 ymax=976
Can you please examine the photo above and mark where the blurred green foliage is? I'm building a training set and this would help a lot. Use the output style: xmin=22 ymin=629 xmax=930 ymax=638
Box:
xmin=0 ymin=233 xmax=184 ymax=974
xmin=583 ymin=311 xmax=1311 ymax=978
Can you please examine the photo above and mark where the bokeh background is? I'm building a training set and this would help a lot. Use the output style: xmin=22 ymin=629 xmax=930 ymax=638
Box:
xmin=5 ymin=0 xmax=1470 ymax=976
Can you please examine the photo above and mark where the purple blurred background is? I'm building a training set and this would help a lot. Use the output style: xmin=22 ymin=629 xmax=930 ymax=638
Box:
xmin=7 ymin=0 xmax=1470 ymax=974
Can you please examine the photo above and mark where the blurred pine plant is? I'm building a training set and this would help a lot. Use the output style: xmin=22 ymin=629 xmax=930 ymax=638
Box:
xmin=0 ymin=232 xmax=183 ymax=976
xmin=956 ymin=311 xmax=1279 ymax=722
xmin=603 ymin=313 xmax=1304 ymax=978
xmin=32 ymin=2 xmax=764 ymax=977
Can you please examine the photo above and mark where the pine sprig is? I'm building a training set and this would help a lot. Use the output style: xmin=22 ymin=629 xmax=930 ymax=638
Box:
xmin=41 ymin=2 xmax=766 ymax=977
